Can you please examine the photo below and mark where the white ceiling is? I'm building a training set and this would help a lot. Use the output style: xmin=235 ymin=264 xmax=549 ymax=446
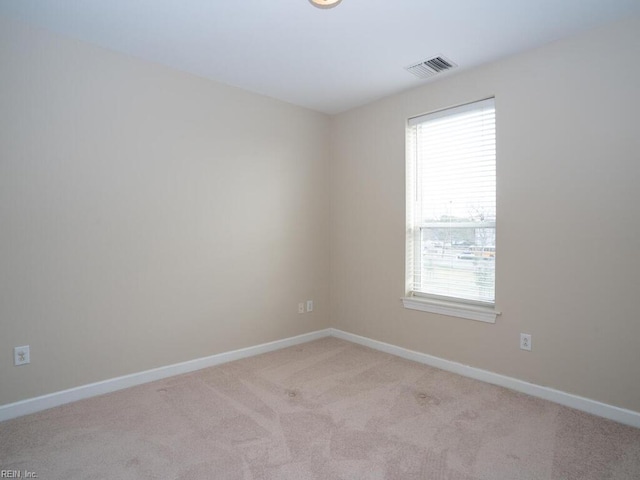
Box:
xmin=2 ymin=0 xmax=639 ymax=114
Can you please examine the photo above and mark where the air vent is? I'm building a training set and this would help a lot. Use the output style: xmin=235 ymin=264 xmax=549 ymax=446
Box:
xmin=405 ymin=55 xmax=458 ymax=79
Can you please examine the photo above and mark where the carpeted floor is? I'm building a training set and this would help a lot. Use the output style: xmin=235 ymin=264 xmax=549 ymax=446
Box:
xmin=1 ymin=337 xmax=639 ymax=479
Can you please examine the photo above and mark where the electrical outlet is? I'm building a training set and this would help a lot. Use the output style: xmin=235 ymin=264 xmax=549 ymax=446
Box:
xmin=14 ymin=345 xmax=30 ymax=366
xmin=298 ymin=302 xmax=305 ymax=314
xmin=306 ymin=300 xmax=313 ymax=312
xmin=520 ymin=333 xmax=532 ymax=351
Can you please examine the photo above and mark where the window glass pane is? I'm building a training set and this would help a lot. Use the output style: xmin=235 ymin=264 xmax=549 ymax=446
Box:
xmin=408 ymin=99 xmax=496 ymax=304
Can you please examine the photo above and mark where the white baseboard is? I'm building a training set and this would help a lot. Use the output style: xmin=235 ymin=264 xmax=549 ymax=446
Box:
xmin=3 ymin=327 xmax=639 ymax=429
xmin=329 ymin=328 xmax=640 ymax=429
xmin=0 ymin=329 xmax=332 ymax=423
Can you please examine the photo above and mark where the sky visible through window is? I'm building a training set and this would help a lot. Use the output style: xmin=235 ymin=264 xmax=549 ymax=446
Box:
xmin=416 ymin=109 xmax=496 ymax=223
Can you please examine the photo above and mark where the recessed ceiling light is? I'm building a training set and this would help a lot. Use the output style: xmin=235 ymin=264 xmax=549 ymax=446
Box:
xmin=309 ymin=0 xmax=342 ymax=9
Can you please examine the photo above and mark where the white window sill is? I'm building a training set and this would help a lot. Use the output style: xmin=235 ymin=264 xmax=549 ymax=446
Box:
xmin=402 ymin=296 xmax=500 ymax=323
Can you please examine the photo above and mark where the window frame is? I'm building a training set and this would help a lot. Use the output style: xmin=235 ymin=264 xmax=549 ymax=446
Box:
xmin=403 ymin=98 xmax=500 ymax=323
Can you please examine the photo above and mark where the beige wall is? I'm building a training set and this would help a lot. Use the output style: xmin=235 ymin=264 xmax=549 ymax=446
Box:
xmin=330 ymin=18 xmax=640 ymax=412
xmin=0 ymin=17 xmax=330 ymax=406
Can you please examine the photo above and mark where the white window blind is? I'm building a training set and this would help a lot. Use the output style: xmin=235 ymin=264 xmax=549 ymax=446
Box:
xmin=407 ymin=98 xmax=496 ymax=305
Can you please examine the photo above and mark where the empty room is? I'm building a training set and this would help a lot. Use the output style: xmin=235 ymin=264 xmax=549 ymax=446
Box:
xmin=1 ymin=1 xmax=639 ymax=478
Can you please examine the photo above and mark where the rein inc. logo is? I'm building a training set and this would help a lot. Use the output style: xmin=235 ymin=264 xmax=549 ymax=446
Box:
xmin=0 ymin=471 xmax=38 ymax=478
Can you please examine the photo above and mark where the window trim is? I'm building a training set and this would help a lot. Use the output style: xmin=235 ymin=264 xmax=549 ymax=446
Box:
xmin=402 ymin=295 xmax=500 ymax=323
xmin=405 ymin=97 xmax=498 ymax=322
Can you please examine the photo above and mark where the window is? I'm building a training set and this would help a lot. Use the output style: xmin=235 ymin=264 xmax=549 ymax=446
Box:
xmin=404 ymin=98 xmax=498 ymax=322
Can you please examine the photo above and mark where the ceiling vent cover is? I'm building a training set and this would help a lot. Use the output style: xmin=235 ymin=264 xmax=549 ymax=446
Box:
xmin=405 ymin=55 xmax=458 ymax=79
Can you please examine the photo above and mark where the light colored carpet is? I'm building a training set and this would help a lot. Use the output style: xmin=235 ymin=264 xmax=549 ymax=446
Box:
xmin=1 ymin=337 xmax=639 ymax=479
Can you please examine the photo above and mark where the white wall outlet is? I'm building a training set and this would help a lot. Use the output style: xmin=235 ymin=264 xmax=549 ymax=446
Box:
xmin=14 ymin=345 xmax=30 ymax=366
xmin=298 ymin=302 xmax=305 ymax=314
xmin=520 ymin=333 xmax=532 ymax=351
xmin=306 ymin=300 xmax=313 ymax=312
